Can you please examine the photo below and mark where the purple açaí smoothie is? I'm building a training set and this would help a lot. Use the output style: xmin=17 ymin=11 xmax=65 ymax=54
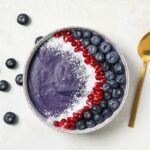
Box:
xmin=27 ymin=38 xmax=92 ymax=118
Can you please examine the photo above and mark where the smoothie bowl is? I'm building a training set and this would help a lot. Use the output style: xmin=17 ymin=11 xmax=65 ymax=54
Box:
xmin=24 ymin=27 xmax=129 ymax=134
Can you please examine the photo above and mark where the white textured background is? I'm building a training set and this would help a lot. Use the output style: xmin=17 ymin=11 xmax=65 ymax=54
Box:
xmin=0 ymin=0 xmax=150 ymax=150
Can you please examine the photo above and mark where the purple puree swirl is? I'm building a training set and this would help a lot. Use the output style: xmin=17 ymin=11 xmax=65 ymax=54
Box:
xmin=27 ymin=44 xmax=86 ymax=118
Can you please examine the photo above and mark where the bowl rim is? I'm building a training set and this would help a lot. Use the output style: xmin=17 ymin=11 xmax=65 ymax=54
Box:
xmin=23 ymin=26 xmax=129 ymax=134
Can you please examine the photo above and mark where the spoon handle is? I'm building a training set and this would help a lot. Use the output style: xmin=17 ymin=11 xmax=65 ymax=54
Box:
xmin=128 ymin=61 xmax=148 ymax=127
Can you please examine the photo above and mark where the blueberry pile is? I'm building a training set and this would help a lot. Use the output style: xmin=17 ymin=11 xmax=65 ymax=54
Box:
xmin=71 ymin=29 xmax=126 ymax=130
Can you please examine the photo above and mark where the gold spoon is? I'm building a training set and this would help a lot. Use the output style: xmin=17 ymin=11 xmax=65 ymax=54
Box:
xmin=128 ymin=32 xmax=150 ymax=127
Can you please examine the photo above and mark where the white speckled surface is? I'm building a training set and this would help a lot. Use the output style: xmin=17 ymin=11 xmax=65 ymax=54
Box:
xmin=0 ymin=0 xmax=150 ymax=150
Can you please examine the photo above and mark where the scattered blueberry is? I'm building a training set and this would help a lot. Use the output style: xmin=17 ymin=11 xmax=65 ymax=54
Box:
xmin=99 ymin=41 xmax=111 ymax=53
xmin=99 ymin=100 xmax=107 ymax=108
xmin=112 ymin=88 xmax=124 ymax=99
xmin=83 ymin=30 xmax=92 ymax=38
xmin=108 ymin=80 xmax=118 ymax=88
xmin=0 ymin=80 xmax=9 ymax=92
xmin=84 ymin=111 xmax=93 ymax=120
xmin=87 ymin=45 xmax=97 ymax=55
xmin=94 ymin=52 xmax=104 ymax=62
xmin=102 ymin=108 xmax=113 ymax=119
xmin=94 ymin=114 xmax=104 ymax=124
xmin=91 ymin=35 xmax=102 ymax=45
xmin=76 ymin=120 xmax=86 ymax=130
xmin=17 ymin=14 xmax=30 ymax=25
xmin=114 ymin=63 xmax=125 ymax=74
xmin=102 ymin=82 xmax=111 ymax=91
xmin=105 ymin=71 xmax=115 ymax=81
xmin=91 ymin=105 xmax=102 ymax=115
xmin=86 ymin=120 xmax=96 ymax=128
xmin=108 ymin=99 xmax=120 ymax=111
xmin=116 ymin=74 xmax=126 ymax=85
xmin=102 ymin=62 xmax=110 ymax=71
xmin=81 ymin=39 xmax=91 ymax=47
xmin=73 ymin=30 xmax=83 ymax=40
xmin=5 ymin=58 xmax=17 ymax=69
xmin=106 ymin=52 xmax=119 ymax=64
xmin=15 ymin=74 xmax=23 ymax=86
xmin=35 ymin=36 xmax=43 ymax=44
xmin=104 ymin=92 xmax=111 ymax=100
xmin=3 ymin=112 xmax=17 ymax=124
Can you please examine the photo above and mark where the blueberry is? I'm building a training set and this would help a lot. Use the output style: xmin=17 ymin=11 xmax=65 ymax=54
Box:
xmin=102 ymin=82 xmax=111 ymax=91
xmin=17 ymin=14 xmax=30 ymax=25
xmin=105 ymin=71 xmax=115 ymax=81
xmin=76 ymin=120 xmax=86 ymax=130
xmin=104 ymin=92 xmax=111 ymax=100
xmin=102 ymin=108 xmax=113 ymax=119
xmin=108 ymin=80 xmax=118 ymax=88
xmin=87 ymin=45 xmax=97 ymax=55
xmin=94 ymin=114 xmax=104 ymax=124
xmin=81 ymin=39 xmax=91 ymax=47
xmin=83 ymin=30 xmax=92 ymax=38
xmin=91 ymin=105 xmax=102 ymax=115
xmin=3 ymin=112 xmax=17 ymax=124
xmin=112 ymin=88 xmax=124 ymax=99
xmin=102 ymin=62 xmax=110 ymax=71
xmin=84 ymin=111 xmax=93 ymax=120
xmin=114 ymin=63 xmax=125 ymax=74
xmin=0 ymin=80 xmax=9 ymax=92
xmin=99 ymin=100 xmax=107 ymax=108
xmin=91 ymin=35 xmax=102 ymax=45
xmin=86 ymin=120 xmax=96 ymax=128
xmin=94 ymin=52 xmax=104 ymax=62
xmin=99 ymin=41 xmax=111 ymax=53
xmin=35 ymin=36 xmax=43 ymax=44
xmin=73 ymin=30 xmax=83 ymax=40
xmin=15 ymin=74 xmax=23 ymax=86
xmin=106 ymin=52 xmax=119 ymax=64
xmin=108 ymin=99 xmax=120 ymax=111
xmin=5 ymin=58 xmax=17 ymax=69
xmin=116 ymin=74 xmax=126 ymax=85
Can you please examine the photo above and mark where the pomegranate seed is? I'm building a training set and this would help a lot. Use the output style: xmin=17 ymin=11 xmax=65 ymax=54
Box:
xmin=96 ymin=74 xmax=103 ymax=80
xmin=91 ymin=62 xmax=97 ymax=67
xmin=83 ymin=50 xmax=89 ymax=57
xmin=73 ymin=112 xmax=79 ymax=118
xmin=86 ymin=100 xmax=93 ymax=106
xmin=63 ymin=36 xmax=69 ymax=42
xmin=95 ymin=64 xmax=101 ymax=69
xmin=67 ymin=117 xmax=74 ymax=122
xmin=54 ymin=32 xmax=61 ymax=38
xmin=68 ymin=35 xmax=74 ymax=42
xmin=76 ymin=40 xmax=82 ymax=46
xmin=60 ymin=119 xmax=67 ymax=126
xmin=77 ymin=109 xmax=84 ymax=115
xmin=95 ymin=68 xmax=102 ymax=73
xmin=101 ymin=78 xmax=107 ymax=83
xmin=63 ymin=122 xmax=70 ymax=129
xmin=53 ymin=121 xmax=60 ymax=127
xmin=87 ymin=93 xmax=94 ymax=100
xmin=61 ymin=31 xmax=67 ymax=36
xmin=92 ymin=100 xmax=99 ymax=105
xmin=84 ymin=58 xmax=91 ymax=64
xmin=66 ymin=30 xmax=72 ymax=35
xmin=74 ymin=46 xmax=82 ymax=52
xmin=71 ymin=40 xmax=77 ymax=47
xmin=100 ymin=71 xmax=105 ymax=75
xmin=78 ymin=114 xmax=83 ymax=119
xmin=83 ymin=106 xmax=90 ymax=111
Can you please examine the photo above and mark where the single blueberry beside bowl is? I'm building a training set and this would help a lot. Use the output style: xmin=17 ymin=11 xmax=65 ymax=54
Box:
xmin=15 ymin=74 xmax=23 ymax=86
xmin=6 ymin=58 xmax=17 ymax=69
xmin=17 ymin=14 xmax=30 ymax=25
xmin=3 ymin=112 xmax=17 ymax=124
xmin=0 ymin=80 xmax=9 ymax=92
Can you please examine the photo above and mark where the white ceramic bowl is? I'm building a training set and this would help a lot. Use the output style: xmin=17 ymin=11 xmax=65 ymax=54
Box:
xmin=23 ymin=27 xmax=129 ymax=134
